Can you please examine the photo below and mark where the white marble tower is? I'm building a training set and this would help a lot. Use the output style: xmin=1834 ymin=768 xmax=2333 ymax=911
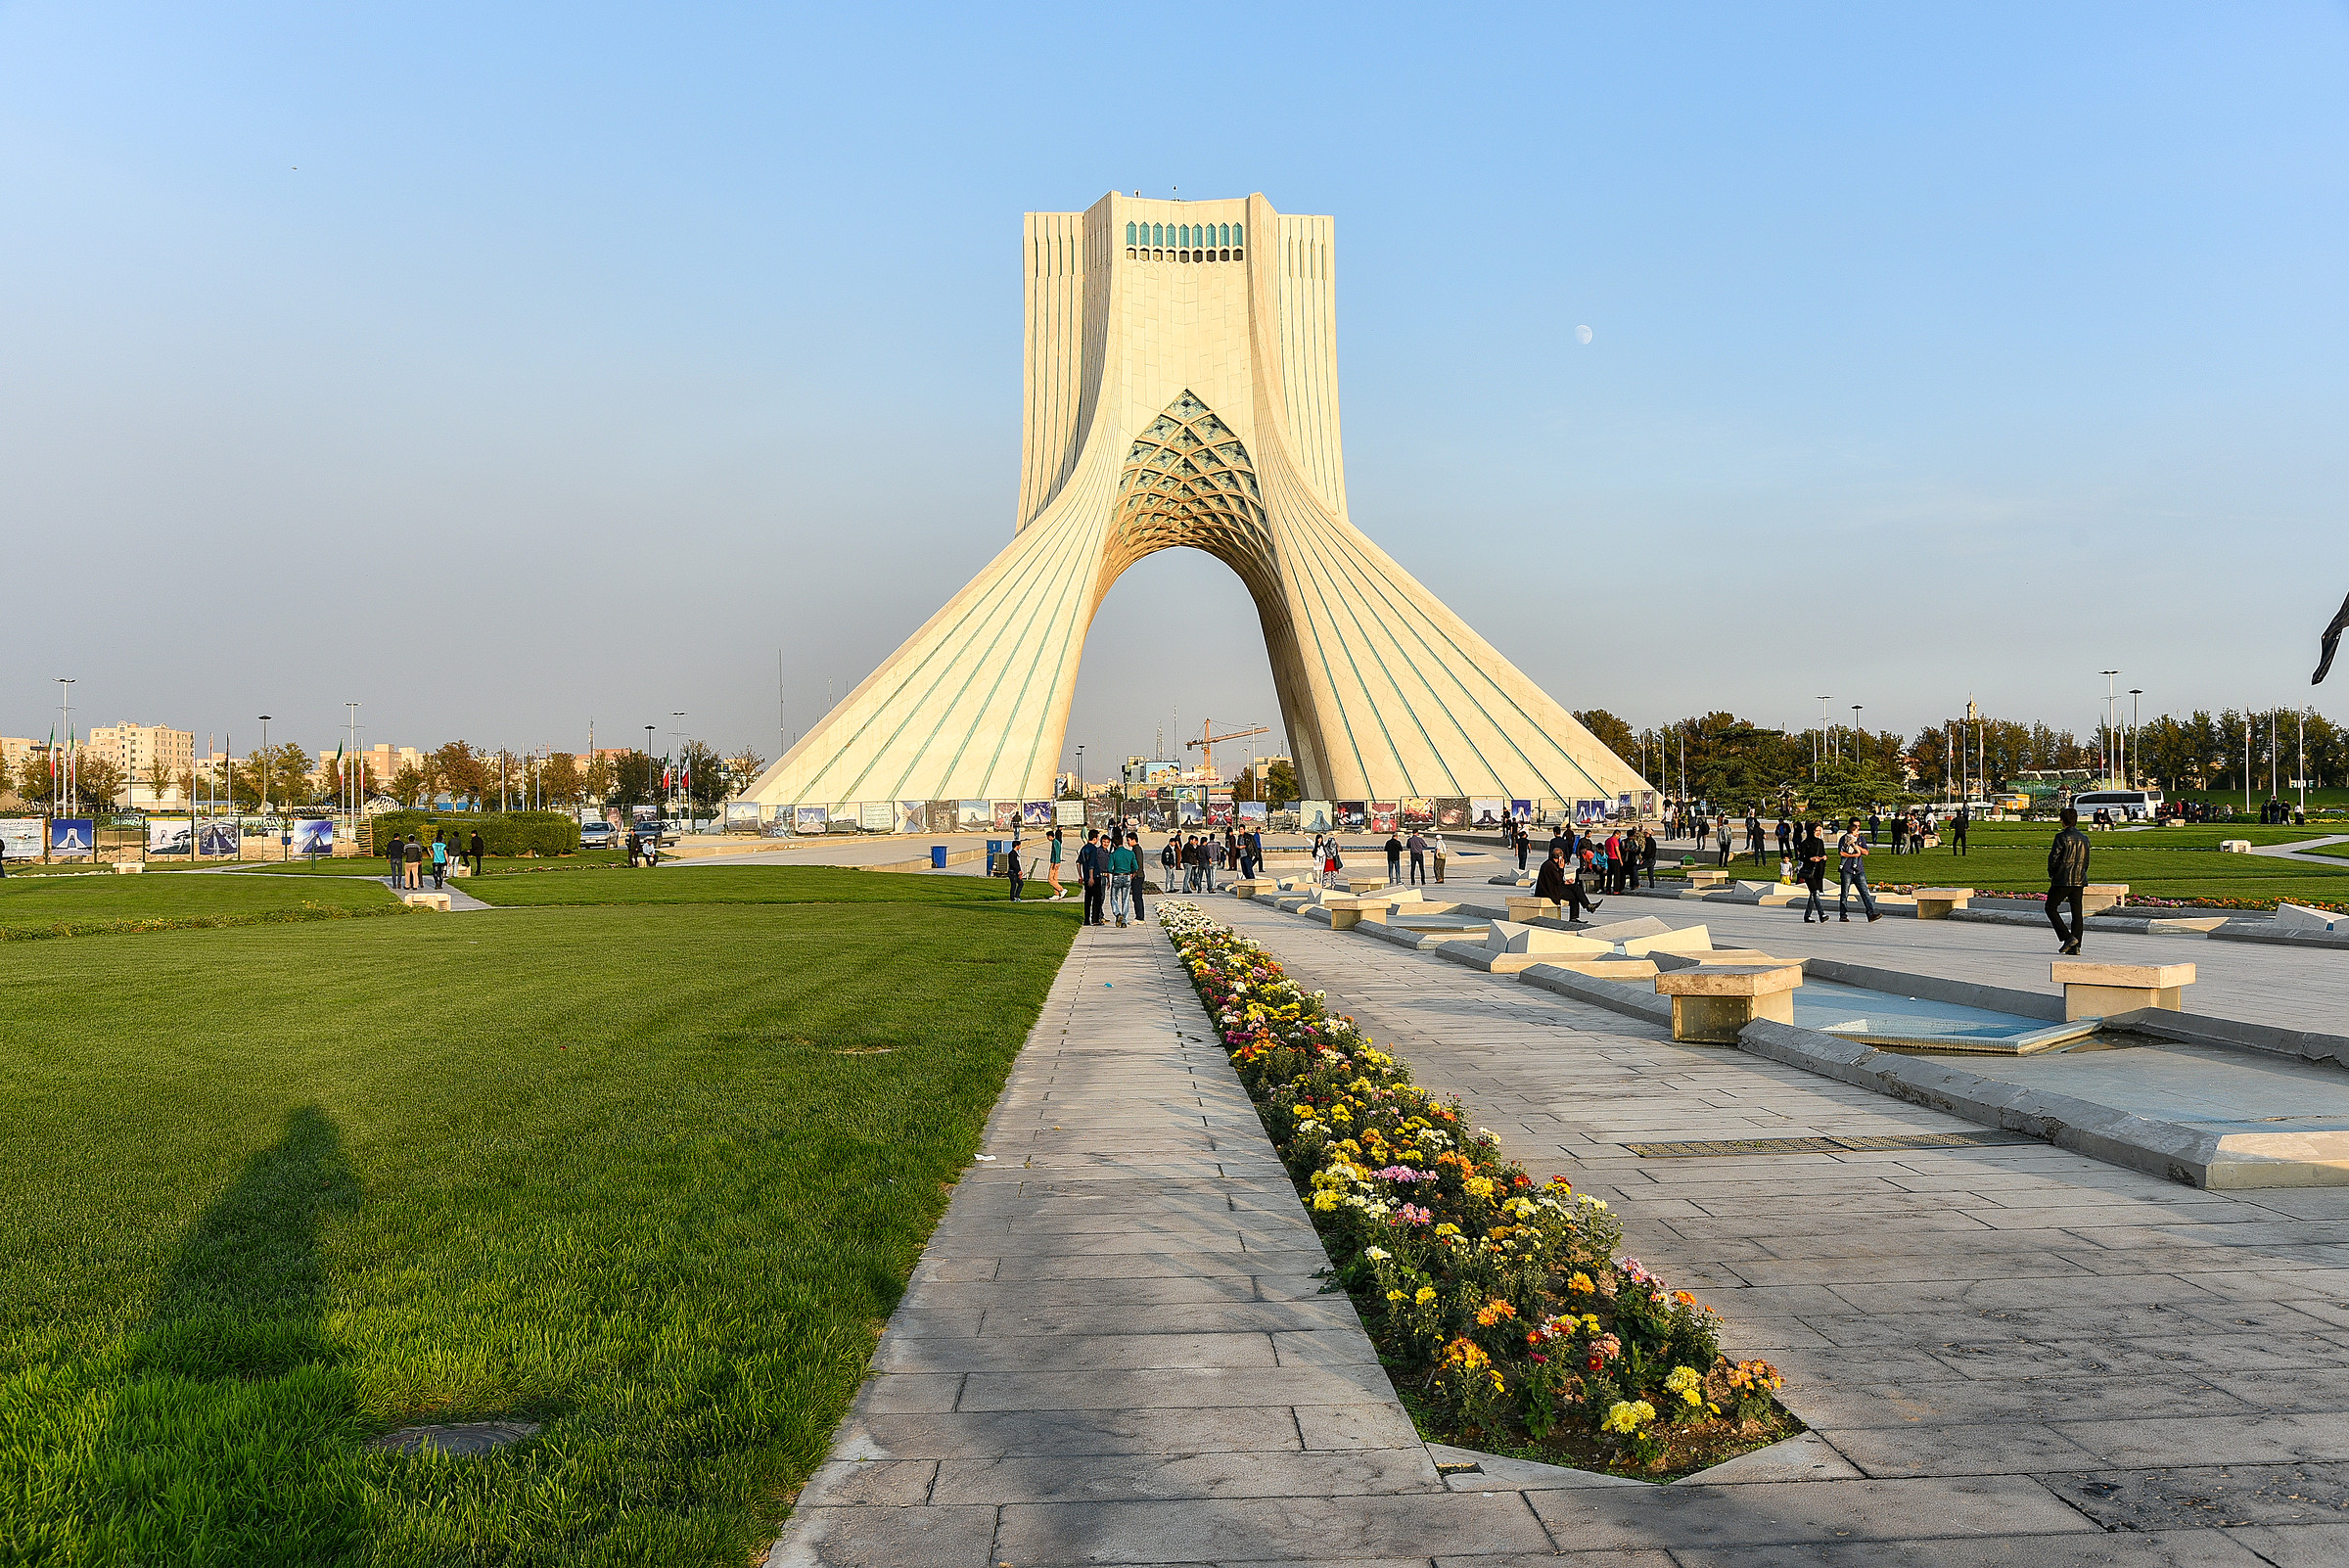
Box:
xmin=744 ymin=192 xmax=1647 ymax=813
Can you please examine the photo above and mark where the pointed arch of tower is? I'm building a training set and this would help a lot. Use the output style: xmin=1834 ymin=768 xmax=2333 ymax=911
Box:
xmin=743 ymin=193 xmax=1652 ymax=817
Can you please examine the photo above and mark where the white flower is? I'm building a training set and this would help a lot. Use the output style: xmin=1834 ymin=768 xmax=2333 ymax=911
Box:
xmin=1363 ymin=1246 xmax=1391 ymax=1261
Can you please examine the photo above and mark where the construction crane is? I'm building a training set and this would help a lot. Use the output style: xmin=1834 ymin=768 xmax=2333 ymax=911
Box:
xmin=1184 ymin=719 xmax=1269 ymax=783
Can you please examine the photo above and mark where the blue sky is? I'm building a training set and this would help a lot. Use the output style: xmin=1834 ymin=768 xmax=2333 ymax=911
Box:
xmin=3 ymin=3 xmax=2343 ymax=768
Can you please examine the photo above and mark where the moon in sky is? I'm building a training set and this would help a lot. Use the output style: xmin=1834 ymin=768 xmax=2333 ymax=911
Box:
xmin=1575 ymin=324 xmax=1593 ymax=345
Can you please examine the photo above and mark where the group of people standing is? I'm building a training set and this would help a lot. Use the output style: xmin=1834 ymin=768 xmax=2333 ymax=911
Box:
xmin=1378 ymin=830 xmax=1449 ymax=885
xmin=383 ymin=828 xmax=484 ymax=890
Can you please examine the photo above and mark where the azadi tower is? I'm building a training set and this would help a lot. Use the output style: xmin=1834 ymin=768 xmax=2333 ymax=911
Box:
xmin=745 ymin=192 xmax=1647 ymax=811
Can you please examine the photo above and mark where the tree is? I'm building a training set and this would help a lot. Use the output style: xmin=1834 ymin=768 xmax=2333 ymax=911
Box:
xmin=581 ymin=754 xmax=615 ymax=805
xmin=72 ymin=752 xmax=126 ymax=808
xmin=610 ymin=751 xmax=658 ymax=810
xmin=15 ymin=751 xmax=54 ymax=804
xmin=1572 ymin=710 xmax=1639 ymax=772
xmin=388 ymin=763 xmax=430 ymax=807
xmin=243 ymin=743 xmax=315 ymax=811
xmin=432 ymin=741 xmax=487 ymax=809
xmin=723 ymin=750 xmax=766 ymax=798
xmin=543 ymin=752 xmax=582 ymax=807
xmin=681 ymin=741 xmax=728 ymax=814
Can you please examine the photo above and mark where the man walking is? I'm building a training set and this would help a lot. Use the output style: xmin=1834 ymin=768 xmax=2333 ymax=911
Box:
xmin=1078 ymin=830 xmax=1103 ymax=925
xmin=1836 ymin=816 xmax=1879 ymax=922
xmin=1799 ymin=820 xmax=1829 ymax=922
xmin=1127 ymin=832 xmax=1147 ymax=923
xmin=1952 ymin=806 xmax=1970 ymax=857
xmin=1005 ymin=839 xmax=1025 ymax=901
xmin=469 ymin=828 xmax=485 ymax=876
xmin=1431 ymin=831 xmax=1447 ymax=884
xmin=1384 ymin=831 xmax=1405 ymax=884
xmin=1106 ymin=832 xmax=1139 ymax=927
xmin=1406 ymin=828 xmax=1428 ymax=886
xmin=1515 ymin=827 xmax=1530 ymax=872
xmin=1774 ymin=813 xmax=1793 ymax=868
xmin=1746 ymin=810 xmax=1765 ymax=864
xmin=1046 ymin=828 xmax=1065 ymax=899
xmin=1640 ymin=826 xmax=1660 ymax=889
xmin=1716 ymin=815 xmax=1732 ymax=868
xmin=2046 ymin=807 xmax=2092 ymax=954
xmin=385 ymin=832 xmax=404 ymax=889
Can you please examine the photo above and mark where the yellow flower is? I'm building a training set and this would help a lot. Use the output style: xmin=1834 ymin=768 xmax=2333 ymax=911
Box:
xmin=1601 ymin=1400 xmax=1657 ymax=1435
xmin=1386 ymin=1289 xmax=1406 ymax=1302
xmin=1567 ymin=1272 xmax=1595 ymax=1295
xmin=1665 ymin=1365 xmax=1704 ymax=1406
xmin=1414 ymin=1286 xmax=1437 ymax=1305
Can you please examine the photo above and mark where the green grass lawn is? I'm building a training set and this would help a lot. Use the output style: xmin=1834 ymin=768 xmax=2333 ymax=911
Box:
xmin=212 ymin=850 xmax=629 ymax=876
xmin=459 ymin=863 xmax=1023 ymax=908
xmin=0 ymin=871 xmax=1078 ymax=1565
xmin=0 ymin=870 xmax=396 ymax=938
xmin=1672 ymin=838 xmax=2349 ymax=906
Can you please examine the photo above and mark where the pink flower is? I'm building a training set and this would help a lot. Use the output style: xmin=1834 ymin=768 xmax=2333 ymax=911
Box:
xmin=1395 ymin=1204 xmax=1433 ymax=1226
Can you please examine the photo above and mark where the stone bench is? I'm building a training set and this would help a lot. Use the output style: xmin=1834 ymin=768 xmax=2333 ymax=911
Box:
xmin=113 ymin=861 xmax=146 ymax=874
xmin=1914 ymin=888 xmax=1972 ymax=920
xmin=1443 ymin=920 xmax=1612 ymax=974
xmin=2051 ymin=959 xmax=2194 ymax=1021
xmin=2220 ymin=840 xmax=2252 ymax=854
xmin=1505 ymin=896 xmax=1563 ymax=923
xmin=1654 ymin=964 xmax=1804 ymax=1043
xmin=1685 ymin=869 xmax=1730 ymax=889
xmin=402 ymin=892 xmax=453 ymax=911
xmin=2081 ymin=883 xmax=2130 ymax=914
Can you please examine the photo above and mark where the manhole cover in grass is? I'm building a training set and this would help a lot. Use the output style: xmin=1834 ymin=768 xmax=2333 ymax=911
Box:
xmin=1624 ymin=1130 xmax=2037 ymax=1158
xmin=370 ymin=1420 xmax=540 ymax=1456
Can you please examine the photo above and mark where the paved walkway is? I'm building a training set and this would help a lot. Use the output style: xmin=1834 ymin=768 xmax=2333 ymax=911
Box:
xmin=1218 ymin=895 xmax=2349 ymax=1559
xmin=2249 ymin=835 xmax=2349 ymax=866
xmin=768 ymin=901 xmax=2349 ymax=1563
xmin=1448 ymin=885 xmax=2348 ymax=1038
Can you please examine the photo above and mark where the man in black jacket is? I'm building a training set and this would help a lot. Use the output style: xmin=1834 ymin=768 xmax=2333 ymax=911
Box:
xmin=2047 ymin=807 xmax=2093 ymax=954
xmin=1533 ymin=845 xmax=1599 ymax=922
xmin=1798 ymin=821 xmax=1829 ymax=923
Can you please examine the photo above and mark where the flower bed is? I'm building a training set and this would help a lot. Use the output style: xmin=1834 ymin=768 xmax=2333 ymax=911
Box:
xmin=1159 ymin=902 xmax=1794 ymax=1478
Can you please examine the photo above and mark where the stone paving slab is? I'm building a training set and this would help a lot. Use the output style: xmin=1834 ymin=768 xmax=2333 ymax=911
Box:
xmin=1203 ymin=894 xmax=2349 ymax=1555
xmin=768 ymin=898 xmax=2349 ymax=1563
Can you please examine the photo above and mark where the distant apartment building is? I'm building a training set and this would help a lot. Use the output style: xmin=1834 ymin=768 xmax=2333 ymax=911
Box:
xmin=88 ymin=722 xmax=196 ymax=807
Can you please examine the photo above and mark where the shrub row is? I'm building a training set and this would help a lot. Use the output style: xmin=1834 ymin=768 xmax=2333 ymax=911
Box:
xmin=0 ymin=901 xmax=418 ymax=943
xmin=368 ymin=810 xmax=580 ymax=857
xmin=1158 ymin=901 xmax=1789 ymax=1475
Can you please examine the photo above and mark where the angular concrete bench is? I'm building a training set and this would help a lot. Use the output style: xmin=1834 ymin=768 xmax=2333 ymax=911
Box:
xmin=1654 ymin=963 xmax=1804 ymax=1043
xmin=2082 ymin=883 xmax=2130 ymax=915
xmin=2276 ymin=902 xmax=2346 ymax=935
xmin=402 ymin=892 xmax=453 ymax=911
xmin=1442 ymin=920 xmax=1613 ymax=973
xmin=2220 ymin=840 xmax=2252 ymax=853
xmin=2052 ymin=959 xmax=2194 ymax=1021
xmin=1685 ymin=869 xmax=1730 ymax=890
xmin=1914 ymin=888 xmax=1972 ymax=920
xmin=112 ymin=861 xmax=146 ymax=874
xmin=1621 ymin=924 xmax=1713 ymax=959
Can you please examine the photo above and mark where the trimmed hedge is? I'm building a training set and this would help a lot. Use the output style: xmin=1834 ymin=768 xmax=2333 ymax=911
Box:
xmin=368 ymin=809 xmax=580 ymax=857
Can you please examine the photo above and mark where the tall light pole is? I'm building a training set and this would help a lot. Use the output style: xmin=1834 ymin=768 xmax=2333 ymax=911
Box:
xmin=2098 ymin=671 xmax=2118 ymax=786
xmin=670 ymin=713 xmax=689 ymax=823
xmin=345 ymin=702 xmax=361 ymax=834
xmin=1851 ymin=706 xmax=1863 ymax=778
xmin=644 ymin=724 xmax=657 ymax=818
xmin=2128 ymin=690 xmax=2142 ymax=791
xmin=1816 ymin=697 xmax=1831 ymax=776
xmin=55 ymin=678 xmax=74 ymax=815
xmin=2299 ymin=706 xmax=2308 ymax=816
xmin=257 ymin=715 xmax=272 ymax=817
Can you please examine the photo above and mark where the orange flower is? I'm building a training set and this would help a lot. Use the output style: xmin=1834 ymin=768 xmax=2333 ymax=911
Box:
xmin=1474 ymin=1299 xmax=1517 ymax=1327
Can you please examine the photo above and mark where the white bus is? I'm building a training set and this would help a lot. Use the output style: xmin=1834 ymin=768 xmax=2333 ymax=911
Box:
xmin=2069 ymin=788 xmax=2162 ymax=822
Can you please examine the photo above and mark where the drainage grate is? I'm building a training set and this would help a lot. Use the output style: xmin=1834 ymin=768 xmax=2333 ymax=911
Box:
xmin=1622 ymin=1130 xmax=2039 ymax=1158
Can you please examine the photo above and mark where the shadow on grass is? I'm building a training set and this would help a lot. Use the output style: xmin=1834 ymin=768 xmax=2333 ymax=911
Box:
xmin=82 ymin=1105 xmax=369 ymax=1566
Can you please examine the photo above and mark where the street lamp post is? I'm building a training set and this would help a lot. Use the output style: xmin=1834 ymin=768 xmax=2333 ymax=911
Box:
xmin=1850 ymin=706 xmax=1863 ymax=781
xmin=645 ymin=724 xmax=657 ymax=819
xmin=1815 ymin=697 xmax=1830 ymax=774
xmin=2128 ymin=690 xmax=2142 ymax=791
xmin=2098 ymin=671 xmax=2118 ymax=787
xmin=55 ymin=677 xmax=74 ymax=817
